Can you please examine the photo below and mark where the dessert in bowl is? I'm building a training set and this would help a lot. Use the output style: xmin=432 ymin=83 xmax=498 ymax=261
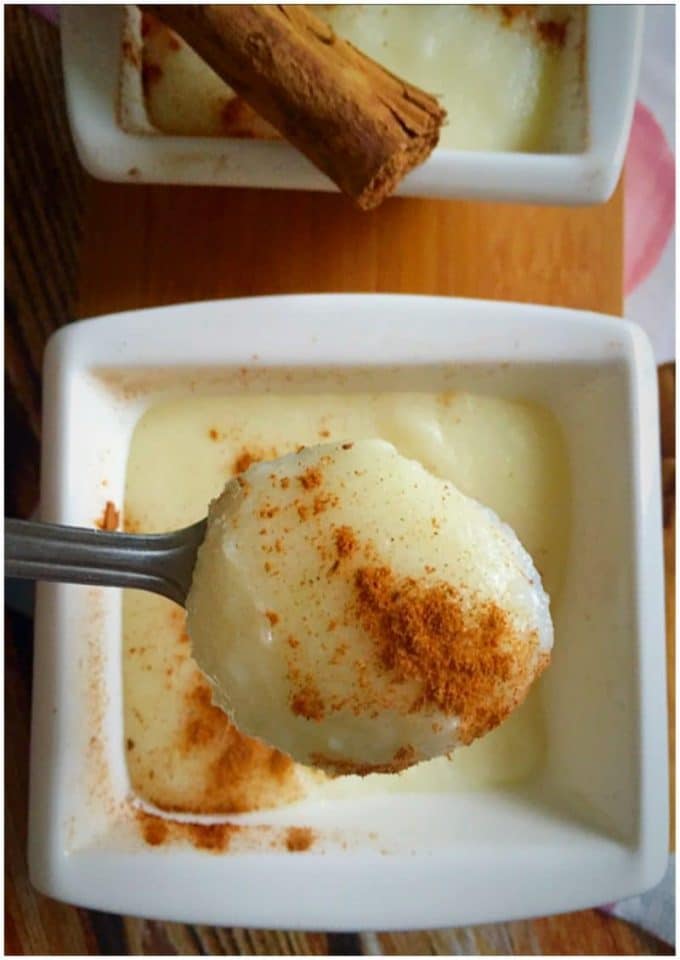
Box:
xmin=61 ymin=6 xmax=642 ymax=202
xmin=29 ymin=295 xmax=666 ymax=926
xmin=124 ymin=5 xmax=586 ymax=154
xmin=124 ymin=388 xmax=566 ymax=817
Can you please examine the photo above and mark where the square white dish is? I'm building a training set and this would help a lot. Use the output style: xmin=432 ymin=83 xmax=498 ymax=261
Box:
xmin=60 ymin=5 xmax=642 ymax=204
xmin=30 ymin=294 xmax=667 ymax=928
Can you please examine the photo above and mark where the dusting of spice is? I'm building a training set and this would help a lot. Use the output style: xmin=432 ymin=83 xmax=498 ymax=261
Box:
xmin=498 ymin=4 xmax=534 ymax=22
xmin=129 ymin=670 xmax=300 ymax=814
xmin=329 ymin=642 xmax=348 ymax=666
xmin=537 ymin=19 xmax=567 ymax=47
xmin=265 ymin=610 xmax=280 ymax=626
xmin=208 ymin=428 xmax=219 ymax=441
xmin=285 ymin=826 xmax=314 ymax=852
xmin=495 ymin=5 xmax=569 ymax=47
xmin=140 ymin=814 xmax=169 ymax=847
xmin=123 ymin=511 xmax=141 ymax=533
xmin=186 ymin=822 xmax=237 ymax=852
xmin=220 ymin=97 xmax=259 ymax=138
xmin=334 ymin=525 xmax=357 ymax=559
xmin=136 ymin=811 xmax=238 ymax=852
xmin=298 ymin=466 xmax=323 ymax=490
xmin=290 ymin=675 xmax=325 ymax=721
xmin=352 ymin=566 xmax=545 ymax=743
xmin=96 ymin=501 xmax=120 ymax=531
xmin=310 ymin=745 xmax=418 ymax=777
xmin=313 ymin=492 xmax=339 ymax=515
xmin=233 ymin=450 xmax=260 ymax=474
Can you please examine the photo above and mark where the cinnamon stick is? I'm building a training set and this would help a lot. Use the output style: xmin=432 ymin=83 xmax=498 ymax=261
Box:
xmin=143 ymin=5 xmax=446 ymax=209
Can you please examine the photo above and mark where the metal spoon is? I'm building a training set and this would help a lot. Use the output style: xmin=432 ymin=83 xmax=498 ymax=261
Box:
xmin=4 ymin=517 xmax=207 ymax=607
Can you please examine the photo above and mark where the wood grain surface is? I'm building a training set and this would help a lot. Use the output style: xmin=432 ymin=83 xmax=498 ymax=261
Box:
xmin=4 ymin=6 xmax=675 ymax=956
xmin=76 ymin=177 xmax=624 ymax=319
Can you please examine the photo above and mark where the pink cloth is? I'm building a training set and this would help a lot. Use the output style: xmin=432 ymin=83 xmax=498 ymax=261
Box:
xmin=624 ymin=102 xmax=675 ymax=295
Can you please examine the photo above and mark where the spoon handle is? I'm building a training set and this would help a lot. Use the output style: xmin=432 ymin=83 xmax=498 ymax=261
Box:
xmin=4 ymin=518 xmax=206 ymax=607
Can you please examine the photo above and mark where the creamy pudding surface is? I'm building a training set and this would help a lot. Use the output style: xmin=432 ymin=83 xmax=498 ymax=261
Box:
xmin=187 ymin=439 xmax=553 ymax=775
xmin=123 ymin=391 xmax=569 ymax=812
xmin=121 ymin=4 xmax=587 ymax=153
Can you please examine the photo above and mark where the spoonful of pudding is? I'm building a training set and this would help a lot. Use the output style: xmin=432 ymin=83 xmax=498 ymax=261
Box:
xmin=5 ymin=439 xmax=552 ymax=775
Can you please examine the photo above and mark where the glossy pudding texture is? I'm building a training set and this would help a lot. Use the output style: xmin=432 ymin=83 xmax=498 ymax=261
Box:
xmin=187 ymin=439 xmax=552 ymax=774
xmin=123 ymin=391 xmax=569 ymax=812
xmin=120 ymin=5 xmax=586 ymax=153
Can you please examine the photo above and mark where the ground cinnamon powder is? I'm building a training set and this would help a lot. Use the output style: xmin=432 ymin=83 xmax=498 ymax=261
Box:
xmin=290 ymin=674 xmax=325 ymax=721
xmin=353 ymin=565 xmax=545 ymax=744
xmin=130 ymin=663 xmax=300 ymax=814
xmin=313 ymin=492 xmax=339 ymax=515
xmin=298 ymin=466 xmax=323 ymax=490
xmin=310 ymin=745 xmax=417 ymax=777
xmin=96 ymin=501 xmax=120 ymax=531
xmin=181 ymin=678 xmax=297 ymax=811
xmin=285 ymin=827 xmax=314 ymax=852
xmin=496 ymin=5 xmax=569 ymax=47
xmin=233 ymin=450 xmax=259 ymax=474
xmin=137 ymin=811 xmax=318 ymax=854
xmin=139 ymin=814 xmax=169 ymax=846
xmin=334 ymin=525 xmax=357 ymax=558
xmin=137 ymin=810 xmax=238 ymax=852
xmin=537 ymin=19 xmax=567 ymax=47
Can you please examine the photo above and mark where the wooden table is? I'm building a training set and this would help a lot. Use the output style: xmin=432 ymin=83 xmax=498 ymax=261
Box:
xmin=5 ymin=7 xmax=674 ymax=955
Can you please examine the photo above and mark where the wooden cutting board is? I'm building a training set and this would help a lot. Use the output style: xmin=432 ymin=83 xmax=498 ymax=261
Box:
xmin=77 ymin=181 xmax=624 ymax=318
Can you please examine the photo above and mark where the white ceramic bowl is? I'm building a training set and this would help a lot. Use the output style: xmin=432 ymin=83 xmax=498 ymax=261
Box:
xmin=61 ymin=6 xmax=642 ymax=204
xmin=29 ymin=295 xmax=667 ymax=928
